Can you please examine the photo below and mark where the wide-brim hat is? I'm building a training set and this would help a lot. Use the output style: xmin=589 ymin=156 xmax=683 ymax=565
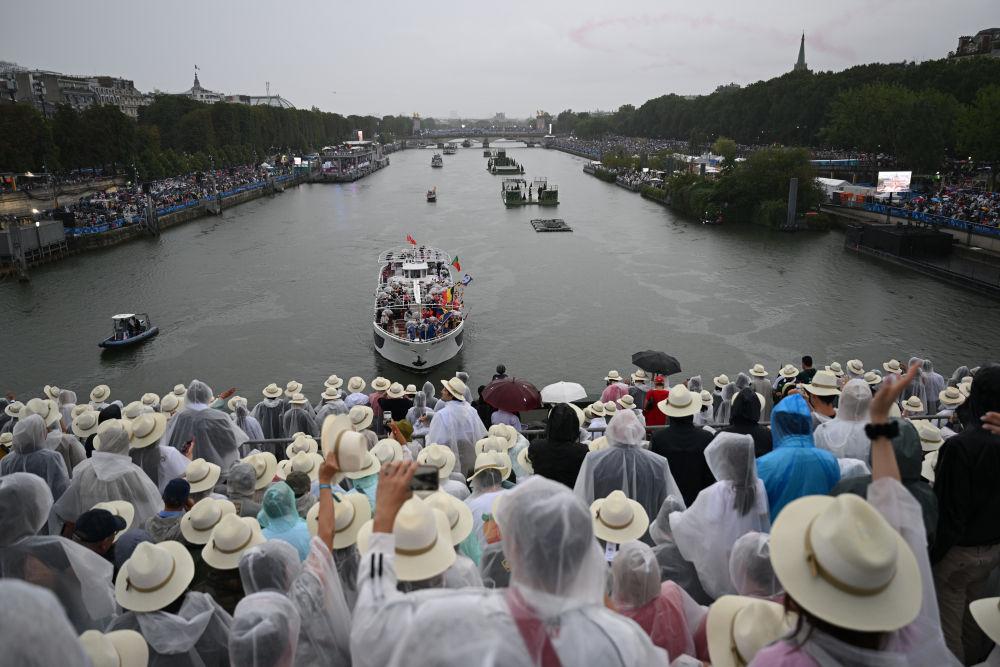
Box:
xmin=347 ymin=376 xmax=366 ymax=393
xmin=90 ymin=384 xmax=111 ymax=403
xmin=404 ymin=384 xmax=418 ymax=396
xmin=882 ymin=359 xmax=902 ymax=374
xmin=25 ymin=397 xmax=61 ymax=428
xmin=386 ymin=382 xmax=406 ymax=399
xmin=3 ymin=401 xmax=23 ymax=418
xmin=488 ymin=423 xmax=519 ymax=448
xmin=0 ymin=433 xmax=11 ymax=450
xmin=476 ymin=435 xmax=512 ymax=456
xmin=242 ymin=452 xmax=278 ymax=490
xmin=43 ymin=384 xmax=61 ymax=401
xmin=779 ymin=365 xmax=799 ymax=378
xmin=846 ymin=359 xmax=865 ymax=375
xmin=262 ymin=383 xmax=283 ymax=399
xmin=700 ymin=390 xmax=714 ymax=408
xmin=172 ymin=384 xmax=186 ymax=397
xmin=116 ymin=541 xmax=195 ymax=613
xmin=180 ymin=497 xmax=237 ymax=544
xmin=922 ymin=449 xmax=938 ymax=483
xmin=603 ymin=402 xmax=618 ymax=418
xmin=938 ymin=386 xmax=965 ymax=407
xmin=94 ymin=419 xmax=133 ymax=451
xmin=184 ymin=458 xmax=222 ymax=493
xmin=324 ymin=374 xmax=344 ymax=390
xmin=79 ymin=629 xmax=149 ymax=667
xmin=588 ymin=436 xmax=609 ymax=452
xmin=92 ymin=500 xmax=135 ymax=542
xmin=911 ymin=420 xmax=944 ymax=452
xmin=713 ymin=374 xmax=731 ymax=389
xmin=970 ymin=597 xmax=1000 ymax=646
xmin=589 ymin=401 xmax=606 ymax=417
xmin=202 ymin=515 xmax=266 ymax=570
xmin=371 ymin=376 xmax=392 ymax=392
xmin=802 ymin=371 xmax=841 ymax=397
xmin=605 ymin=370 xmax=623 ymax=382
xmin=72 ymin=410 xmax=101 ymax=438
xmin=749 ymin=364 xmax=768 ymax=377
xmin=356 ymin=499 xmax=457 ymax=581
xmin=828 ymin=362 xmax=845 ymax=377
xmin=617 ymin=395 xmax=637 ymax=410
xmin=658 ymin=385 xmax=701 ymax=418
xmin=902 ymin=396 xmax=924 ymax=413
xmin=159 ymin=393 xmax=180 ymax=415
xmin=349 ymin=405 xmax=374 ymax=431
xmin=285 ymin=435 xmax=319 ymax=458
xmin=344 ymin=451 xmax=382 ymax=479
xmin=707 ymin=595 xmax=795 ymax=667
xmin=590 ymin=490 xmax=649 ymax=543
xmin=440 ymin=377 xmax=468 ymax=401
xmin=288 ymin=393 xmax=308 ymax=406
xmin=285 ymin=380 xmax=303 ymax=398
xmin=417 ymin=444 xmax=457 ymax=480
xmin=864 ymin=371 xmax=883 ymax=386
xmin=277 ymin=451 xmax=325 ymax=481
xmin=227 ymin=395 xmax=246 ymax=412
xmin=770 ymin=494 xmax=921 ymax=632
xmin=516 ymin=446 xmax=533 ymax=475
xmin=129 ymin=412 xmax=168 ymax=449
xmin=372 ymin=438 xmax=405 ymax=466
xmin=467 ymin=451 xmax=512 ymax=482
xmin=71 ymin=403 xmax=91 ymax=419
xmin=631 ymin=369 xmax=649 ymax=382
xmin=141 ymin=392 xmax=160 ymax=408
xmin=122 ymin=401 xmax=146 ymax=422
xmin=424 ymin=491 xmax=474 ymax=545
xmin=306 ymin=491 xmax=372 ymax=548
xmin=321 ymin=387 xmax=342 ymax=401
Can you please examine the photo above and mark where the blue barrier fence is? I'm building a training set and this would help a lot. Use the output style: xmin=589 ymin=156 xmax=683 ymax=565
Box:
xmin=860 ymin=202 xmax=1000 ymax=239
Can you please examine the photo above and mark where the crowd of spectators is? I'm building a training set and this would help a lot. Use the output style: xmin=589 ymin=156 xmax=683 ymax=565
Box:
xmin=908 ymin=187 xmax=1000 ymax=228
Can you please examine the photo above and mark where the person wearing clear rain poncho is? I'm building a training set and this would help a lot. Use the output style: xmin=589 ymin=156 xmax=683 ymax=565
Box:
xmin=230 ymin=401 xmax=264 ymax=444
xmin=425 ymin=377 xmax=488 ymax=475
xmin=713 ymin=382 xmax=737 ymax=427
xmin=728 ymin=531 xmax=783 ymax=599
xmin=162 ymin=381 xmax=247 ymax=471
xmin=57 ymin=389 xmax=77 ymax=431
xmin=813 ymin=379 xmax=873 ymax=461
xmin=669 ymin=432 xmax=771 ymax=599
xmin=648 ymin=495 xmax=712 ymax=605
xmin=229 ymin=592 xmax=301 ymax=667
xmin=405 ymin=391 xmax=434 ymax=440
xmin=0 ymin=580 xmax=92 ymax=667
xmin=251 ymin=385 xmax=286 ymax=441
xmin=756 ymin=394 xmax=840 ymax=522
xmin=902 ymin=356 xmax=930 ymax=408
xmin=227 ymin=461 xmax=262 ymax=518
xmin=574 ymin=409 xmax=685 ymax=544
xmin=0 ymin=472 xmax=117 ymax=632
xmin=257 ymin=482 xmax=312 ymax=561
xmin=921 ymin=359 xmax=947 ymax=416
xmin=281 ymin=397 xmax=318 ymax=441
xmin=610 ymin=540 xmax=707 ymax=662
xmin=1 ymin=413 xmax=69 ymax=504
xmin=51 ymin=422 xmax=163 ymax=536
xmin=351 ymin=465 xmax=667 ymax=667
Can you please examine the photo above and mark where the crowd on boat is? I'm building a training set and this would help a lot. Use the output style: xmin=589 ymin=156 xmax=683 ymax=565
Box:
xmin=375 ymin=265 xmax=464 ymax=341
xmin=0 ymin=353 xmax=998 ymax=666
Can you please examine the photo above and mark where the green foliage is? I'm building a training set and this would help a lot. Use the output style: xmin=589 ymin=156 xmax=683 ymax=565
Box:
xmin=711 ymin=136 xmax=737 ymax=172
xmin=714 ymin=146 xmax=820 ymax=223
xmin=958 ymin=85 xmax=1000 ymax=187
xmin=0 ymin=104 xmax=55 ymax=173
xmin=753 ymin=199 xmax=789 ymax=228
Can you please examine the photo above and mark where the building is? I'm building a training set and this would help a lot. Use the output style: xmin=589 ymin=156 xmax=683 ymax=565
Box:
xmin=0 ymin=62 xmax=149 ymax=118
xmin=87 ymin=76 xmax=149 ymax=118
xmin=181 ymin=72 xmax=224 ymax=104
xmin=223 ymin=94 xmax=295 ymax=109
xmin=412 ymin=113 xmax=421 ymax=134
xmin=793 ymin=32 xmax=809 ymax=72
xmin=949 ymin=28 xmax=1000 ymax=59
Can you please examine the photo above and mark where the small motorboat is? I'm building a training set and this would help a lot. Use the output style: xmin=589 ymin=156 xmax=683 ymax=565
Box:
xmin=99 ymin=313 xmax=159 ymax=348
xmin=426 ymin=187 xmax=437 ymax=202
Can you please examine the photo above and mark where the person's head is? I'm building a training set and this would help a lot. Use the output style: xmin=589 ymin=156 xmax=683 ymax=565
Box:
xmin=705 ymin=432 xmax=758 ymax=514
xmin=610 ymin=541 xmax=661 ymax=610
xmin=73 ymin=509 xmax=126 ymax=556
xmin=804 ymin=389 xmax=837 ymax=416
xmin=259 ymin=482 xmax=299 ymax=525
xmin=802 ymin=355 xmax=813 ymax=369
xmin=0 ymin=472 xmax=54 ymax=545
xmin=239 ymin=540 xmax=302 ymax=594
xmin=441 ymin=387 xmax=454 ymax=401
xmin=396 ymin=419 xmax=414 ymax=442
xmin=654 ymin=375 xmax=665 ymax=388
xmin=731 ymin=387 xmax=762 ymax=425
xmin=969 ymin=364 xmax=1000 ymax=422
xmin=837 ymin=380 xmax=872 ymax=423
xmin=771 ymin=394 xmax=814 ymax=447
xmin=470 ymin=468 xmax=503 ymax=494
xmin=162 ymin=478 xmax=191 ymax=511
xmin=12 ymin=414 xmax=47 ymax=454
xmin=496 ymin=364 xmax=506 ymax=376
xmin=185 ymin=380 xmax=213 ymax=406
xmin=284 ymin=471 xmax=311 ymax=499
xmin=477 ymin=384 xmax=486 ymax=400
xmin=606 ymin=409 xmax=645 ymax=447
xmin=227 ymin=461 xmax=257 ymax=498
xmin=0 ymin=580 xmax=91 ymax=666
xmin=229 ymin=592 xmax=301 ymax=667
xmin=729 ymin=532 xmax=782 ymax=598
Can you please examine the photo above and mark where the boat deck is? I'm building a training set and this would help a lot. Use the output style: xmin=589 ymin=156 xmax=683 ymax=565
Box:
xmin=531 ymin=219 xmax=572 ymax=232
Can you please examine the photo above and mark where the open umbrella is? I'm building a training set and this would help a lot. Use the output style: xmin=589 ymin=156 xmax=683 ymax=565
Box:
xmin=482 ymin=378 xmax=542 ymax=413
xmin=631 ymin=350 xmax=682 ymax=376
xmin=540 ymin=381 xmax=587 ymax=404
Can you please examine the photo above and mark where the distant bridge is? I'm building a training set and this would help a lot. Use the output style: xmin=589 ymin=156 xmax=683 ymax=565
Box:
xmin=414 ymin=130 xmax=548 ymax=144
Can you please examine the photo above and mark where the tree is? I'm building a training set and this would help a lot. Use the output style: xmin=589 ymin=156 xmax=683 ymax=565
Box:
xmin=0 ymin=104 xmax=54 ymax=173
xmin=711 ymin=136 xmax=738 ymax=172
xmin=713 ymin=146 xmax=820 ymax=224
xmin=958 ymin=84 xmax=1000 ymax=189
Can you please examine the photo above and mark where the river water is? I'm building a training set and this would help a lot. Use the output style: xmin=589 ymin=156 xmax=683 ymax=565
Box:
xmin=3 ymin=143 xmax=997 ymax=401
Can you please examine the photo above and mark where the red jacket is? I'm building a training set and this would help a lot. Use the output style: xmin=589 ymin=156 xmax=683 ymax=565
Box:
xmin=643 ymin=388 xmax=670 ymax=427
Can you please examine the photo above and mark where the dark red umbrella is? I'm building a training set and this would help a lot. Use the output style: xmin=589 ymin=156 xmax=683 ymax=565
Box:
xmin=482 ymin=377 xmax=542 ymax=413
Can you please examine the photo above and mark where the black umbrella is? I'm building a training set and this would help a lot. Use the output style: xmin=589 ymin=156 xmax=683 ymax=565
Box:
xmin=631 ymin=350 xmax=682 ymax=376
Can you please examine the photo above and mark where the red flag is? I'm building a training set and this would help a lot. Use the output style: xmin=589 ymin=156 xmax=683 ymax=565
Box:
xmin=451 ymin=256 xmax=461 ymax=271
xmin=406 ymin=234 xmax=417 ymax=245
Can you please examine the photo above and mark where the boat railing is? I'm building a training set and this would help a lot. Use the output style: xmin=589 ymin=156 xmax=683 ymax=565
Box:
xmin=374 ymin=317 xmax=465 ymax=344
xmin=377 ymin=247 xmax=452 ymax=263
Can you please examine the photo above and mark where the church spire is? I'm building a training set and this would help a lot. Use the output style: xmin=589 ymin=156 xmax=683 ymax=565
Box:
xmin=794 ymin=32 xmax=808 ymax=72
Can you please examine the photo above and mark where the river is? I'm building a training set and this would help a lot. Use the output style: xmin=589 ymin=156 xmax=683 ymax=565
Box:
xmin=2 ymin=143 xmax=997 ymax=401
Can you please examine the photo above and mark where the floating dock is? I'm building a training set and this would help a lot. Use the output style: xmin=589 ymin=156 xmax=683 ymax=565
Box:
xmin=531 ymin=218 xmax=572 ymax=232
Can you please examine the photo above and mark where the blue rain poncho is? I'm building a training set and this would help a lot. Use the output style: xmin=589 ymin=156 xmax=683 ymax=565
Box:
xmin=756 ymin=394 xmax=840 ymax=521
xmin=258 ymin=482 xmax=312 ymax=561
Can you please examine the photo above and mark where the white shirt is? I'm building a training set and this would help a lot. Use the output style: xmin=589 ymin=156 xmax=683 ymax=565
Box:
xmin=157 ymin=445 xmax=190 ymax=493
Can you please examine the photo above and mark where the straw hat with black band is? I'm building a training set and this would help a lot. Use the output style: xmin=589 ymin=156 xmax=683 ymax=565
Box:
xmin=184 ymin=458 xmax=222 ymax=494
xmin=241 ymin=452 xmax=278 ymax=491
xmin=116 ymin=541 xmax=195 ymax=613
xmin=324 ymin=374 xmax=344 ymax=390
xmin=306 ymin=490 xmax=371 ymax=548
xmin=802 ymin=370 xmax=841 ymax=397
xmin=417 ymin=444 xmax=457 ymax=480
xmin=202 ymin=514 xmax=266 ymax=570
xmin=657 ymin=384 xmax=701 ymax=418
xmin=180 ymin=497 xmax=237 ymax=545
xmin=424 ymin=490 xmax=474 ymax=545
xmin=79 ymin=629 xmax=149 ymax=667
xmin=349 ymin=405 xmax=374 ymax=431
xmin=262 ymin=383 xmax=282 ymax=399
xmin=590 ymin=490 xmax=649 ymax=543
xmin=440 ymin=377 xmax=468 ymax=401
xmin=707 ymin=595 xmax=796 ymax=667
xmin=355 ymin=496 xmax=457 ymax=581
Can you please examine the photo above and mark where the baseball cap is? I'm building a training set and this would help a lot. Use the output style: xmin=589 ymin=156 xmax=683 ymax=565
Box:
xmin=162 ymin=478 xmax=191 ymax=507
xmin=74 ymin=509 xmax=127 ymax=543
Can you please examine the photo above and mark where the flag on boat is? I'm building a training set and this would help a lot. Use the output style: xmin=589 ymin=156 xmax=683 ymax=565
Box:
xmin=445 ymin=287 xmax=453 ymax=303
xmin=461 ymin=274 xmax=473 ymax=286
xmin=406 ymin=234 xmax=417 ymax=245
xmin=451 ymin=256 xmax=461 ymax=271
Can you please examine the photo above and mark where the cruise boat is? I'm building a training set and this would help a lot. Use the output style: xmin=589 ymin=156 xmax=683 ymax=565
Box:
xmin=99 ymin=313 xmax=159 ymax=349
xmin=373 ymin=246 xmax=467 ymax=370
xmin=431 ymin=153 xmax=443 ymax=168
xmin=443 ymin=143 xmax=457 ymax=155
xmin=461 ymin=139 xmax=472 ymax=148
xmin=426 ymin=187 xmax=437 ymax=202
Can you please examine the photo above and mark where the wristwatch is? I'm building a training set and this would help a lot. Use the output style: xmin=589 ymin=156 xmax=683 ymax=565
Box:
xmin=864 ymin=421 xmax=900 ymax=440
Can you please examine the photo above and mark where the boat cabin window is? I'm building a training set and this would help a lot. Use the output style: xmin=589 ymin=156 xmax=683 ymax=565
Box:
xmin=401 ymin=262 xmax=428 ymax=279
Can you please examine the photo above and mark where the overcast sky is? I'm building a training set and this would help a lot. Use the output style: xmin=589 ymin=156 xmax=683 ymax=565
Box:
xmin=4 ymin=0 xmax=996 ymax=119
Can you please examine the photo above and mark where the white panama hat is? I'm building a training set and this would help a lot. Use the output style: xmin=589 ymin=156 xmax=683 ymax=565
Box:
xmin=3 ymin=401 xmax=23 ymax=418
xmin=922 ymin=449 xmax=939 ymax=483
xmin=618 ymin=394 xmax=637 ymax=410
xmin=227 ymin=395 xmax=247 ymax=412
xmin=802 ymin=370 xmax=841 ymax=397
xmin=115 ymin=541 xmax=195 ymax=612
xmin=713 ymin=374 xmax=731 ymax=388
xmin=631 ymin=369 xmax=649 ymax=382
xmin=902 ymin=396 xmax=924 ymax=413
xmin=285 ymin=380 xmax=303 ymax=397
xmin=657 ymin=384 xmax=701 ymax=418
xmin=882 ymin=359 xmax=903 ymax=374
xmin=71 ymin=403 xmax=92 ymax=419
xmin=324 ymin=374 xmax=344 ymax=390
xmin=321 ymin=387 xmax=342 ymax=401
xmin=700 ymin=390 xmax=714 ymax=408
xmin=129 ymin=412 xmax=168 ymax=449
xmin=122 ymin=401 xmax=146 ymax=421
xmin=25 ymin=397 xmax=61 ymax=428
xmin=475 ymin=435 xmax=512 ymax=456
xmin=488 ymin=423 xmax=518 ymax=448
xmin=749 ymin=364 xmax=768 ymax=377
xmin=588 ymin=436 xmax=609 ymax=452
xmin=289 ymin=393 xmax=308 ymax=406
xmin=769 ymin=493 xmax=921 ymax=632
xmin=343 ymin=450 xmax=382 ymax=480
xmin=778 ymin=365 xmax=799 ymax=379
xmin=467 ymin=450 xmax=512 ymax=482
xmin=911 ymin=420 xmax=944 ymax=452
xmin=590 ymin=490 xmax=649 ymax=543
xmin=79 ymin=628 xmax=149 ymax=667
xmin=171 ymin=384 xmax=186 ymax=397
xmin=306 ymin=490 xmax=372 ymax=548
xmin=180 ymin=497 xmax=237 ymax=545
xmin=864 ymin=371 xmax=883 ymax=386
xmin=347 ymin=376 xmax=366 ymax=393
xmin=605 ymin=370 xmax=623 ymax=382
xmin=321 ymin=416 xmax=370 ymax=474
xmin=440 ymin=377 xmax=468 ymax=401
xmin=159 ymin=393 xmax=180 ymax=415
xmin=938 ymin=386 xmax=965 ymax=407
xmin=43 ymin=384 xmax=61 ymax=401
xmin=707 ymin=595 xmax=795 ymax=667
xmin=356 ymin=496 xmax=457 ymax=581
xmin=424 ymin=490 xmax=474 ymax=545
xmin=828 ymin=362 xmax=845 ymax=377
xmin=417 ymin=444 xmax=457 ymax=480
xmin=348 ymin=405 xmax=374 ymax=431
xmin=71 ymin=410 xmax=101 ymax=438
xmin=202 ymin=514 xmax=266 ymax=570
xmin=589 ymin=401 xmax=605 ymax=418
xmin=371 ymin=377 xmax=392 ymax=392
xmin=516 ymin=446 xmax=533 ymax=475
xmin=386 ymin=382 xmax=406 ymax=399
xmin=285 ymin=435 xmax=319 ymax=458
xmin=141 ymin=392 xmax=160 ymax=408
xmin=603 ymin=401 xmax=618 ymax=417
xmin=277 ymin=451 xmax=325 ymax=481
xmin=241 ymin=452 xmax=278 ymax=490
xmin=0 ymin=433 xmax=11 ymax=449
xmin=90 ymin=384 xmax=111 ymax=403
xmin=404 ymin=384 xmax=419 ymax=396
xmin=184 ymin=458 xmax=222 ymax=493
xmin=92 ymin=500 xmax=134 ymax=542
xmin=970 ymin=597 xmax=1000 ymax=647
xmin=262 ymin=383 xmax=283 ymax=399
xmin=845 ymin=359 xmax=865 ymax=375
xmin=94 ymin=419 xmax=133 ymax=451
xmin=371 ymin=438 xmax=405 ymax=465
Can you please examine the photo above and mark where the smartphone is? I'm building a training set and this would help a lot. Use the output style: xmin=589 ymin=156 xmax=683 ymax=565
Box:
xmin=383 ymin=411 xmax=393 ymax=425
xmin=410 ymin=464 xmax=440 ymax=492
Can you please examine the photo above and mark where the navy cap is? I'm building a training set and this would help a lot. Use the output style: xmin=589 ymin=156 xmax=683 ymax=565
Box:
xmin=74 ymin=508 xmax=127 ymax=542
xmin=163 ymin=478 xmax=191 ymax=506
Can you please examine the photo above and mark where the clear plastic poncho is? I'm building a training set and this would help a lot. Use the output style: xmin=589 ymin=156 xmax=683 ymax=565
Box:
xmin=713 ymin=383 xmax=737 ymax=426
xmin=921 ymin=360 xmax=946 ymax=415
xmin=813 ymin=379 xmax=872 ymax=460
xmin=902 ymin=357 xmax=929 ymax=408
xmin=163 ymin=382 xmax=247 ymax=470
xmin=756 ymin=395 xmax=840 ymax=521
xmin=444 ymin=553 xmax=485 ymax=588
xmin=258 ymin=482 xmax=312 ymax=561
xmin=669 ymin=433 xmax=770 ymax=599
xmin=230 ymin=592 xmax=301 ymax=667
xmin=334 ymin=545 xmax=361 ymax=610
xmin=57 ymin=390 xmax=77 ymax=431
xmin=282 ymin=408 xmax=318 ymax=441
xmin=50 ymin=425 xmax=163 ymax=531
xmin=610 ymin=541 xmax=704 ymax=660
xmin=0 ymin=580 xmax=91 ymax=667
xmin=574 ymin=410 xmax=684 ymax=529
xmin=44 ymin=430 xmax=86 ymax=476
xmin=239 ymin=536 xmax=352 ymax=666
xmin=647 ymin=495 xmax=711 ymax=604
xmin=425 ymin=399 xmax=489 ymax=474
xmin=227 ymin=461 xmax=262 ymax=518
xmin=728 ymin=531 xmax=782 ymax=598
xmin=1 ymin=414 xmax=69 ymax=502
xmin=251 ymin=398 xmax=285 ymax=441
xmin=0 ymin=472 xmax=116 ymax=632
xmin=107 ymin=591 xmax=232 ymax=665
xmin=314 ymin=400 xmax=348 ymax=427
xmin=232 ymin=404 xmax=265 ymax=443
